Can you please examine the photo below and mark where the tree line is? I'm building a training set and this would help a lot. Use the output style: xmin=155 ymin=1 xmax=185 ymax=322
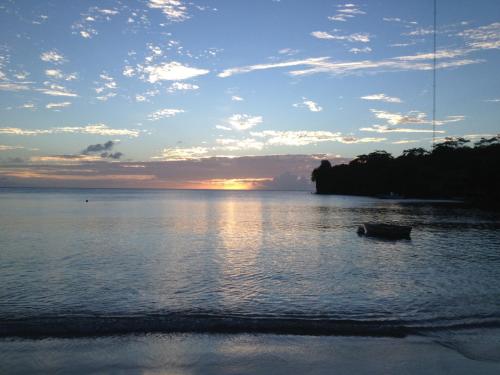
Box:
xmin=311 ymin=136 xmax=500 ymax=209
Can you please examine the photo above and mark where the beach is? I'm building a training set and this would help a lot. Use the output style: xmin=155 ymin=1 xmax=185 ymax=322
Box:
xmin=2 ymin=331 xmax=500 ymax=374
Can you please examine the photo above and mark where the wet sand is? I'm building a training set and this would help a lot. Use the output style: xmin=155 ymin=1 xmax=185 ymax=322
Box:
xmin=2 ymin=332 xmax=500 ymax=374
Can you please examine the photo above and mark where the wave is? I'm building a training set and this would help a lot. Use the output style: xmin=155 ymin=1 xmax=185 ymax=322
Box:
xmin=2 ymin=313 xmax=500 ymax=338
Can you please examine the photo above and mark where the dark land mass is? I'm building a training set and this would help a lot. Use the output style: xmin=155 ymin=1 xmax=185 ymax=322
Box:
xmin=311 ymin=136 xmax=500 ymax=210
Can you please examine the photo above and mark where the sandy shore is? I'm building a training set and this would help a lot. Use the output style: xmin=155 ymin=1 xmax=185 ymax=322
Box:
xmin=1 ymin=331 xmax=500 ymax=374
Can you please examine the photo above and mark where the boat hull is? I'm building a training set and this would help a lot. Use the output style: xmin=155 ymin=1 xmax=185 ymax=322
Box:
xmin=361 ymin=223 xmax=412 ymax=239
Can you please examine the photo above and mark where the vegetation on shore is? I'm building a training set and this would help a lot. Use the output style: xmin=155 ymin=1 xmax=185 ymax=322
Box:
xmin=311 ymin=136 xmax=500 ymax=209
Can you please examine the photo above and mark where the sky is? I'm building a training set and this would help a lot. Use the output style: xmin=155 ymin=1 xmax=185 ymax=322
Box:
xmin=0 ymin=0 xmax=499 ymax=190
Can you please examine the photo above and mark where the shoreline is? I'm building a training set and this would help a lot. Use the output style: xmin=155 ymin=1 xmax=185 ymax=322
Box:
xmin=2 ymin=332 xmax=500 ymax=374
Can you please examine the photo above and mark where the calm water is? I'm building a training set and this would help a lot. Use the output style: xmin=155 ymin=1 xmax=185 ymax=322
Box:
xmin=1 ymin=188 xmax=500 ymax=336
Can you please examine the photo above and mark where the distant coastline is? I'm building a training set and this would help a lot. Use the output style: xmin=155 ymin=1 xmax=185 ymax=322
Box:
xmin=311 ymin=136 xmax=500 ymax=210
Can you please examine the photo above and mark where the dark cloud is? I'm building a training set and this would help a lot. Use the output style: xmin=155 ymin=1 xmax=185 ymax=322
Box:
xmin=82 ymin=141 xmax=114 ymax=155
xmin=100 ymin=151 xmax=123 ymax=159
xmin=0 ymin=154 xmax=350 ymax=189
xmin=257 ymin=172 xmax=312 ymax=191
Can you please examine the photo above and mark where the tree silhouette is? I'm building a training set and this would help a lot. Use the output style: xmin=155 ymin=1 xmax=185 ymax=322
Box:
xmin=311 ymin=136 xmax=500 ymax=210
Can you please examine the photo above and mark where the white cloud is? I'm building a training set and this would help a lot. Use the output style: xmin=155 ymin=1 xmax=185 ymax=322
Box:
xmin=0 ymin=124 xmax=140 ymax=137
xmin=278 ymin=48 xmax=299 ymax=55
xmin=392 ymin=139 xmax=421 ymax=144
xmin=349 ymin=47 xmax=372 ymax=54
xmin=218 ymin=46 xmax=483 ymax=79
xmin=215 ymin=138 xmax=264 ymax=151
xmin=142 ymin=61 xmax=209 ymax=82
xmin=250 ymin=130 xmax=385 ymax=146
xmin=369 ymin=109 xmax=464 ymax=126
xmin=152 ymin=146 xmax=208 ymax=161
xmin=459 ymin=22 xmax=500 ymax=50
xmin=94 ymin=73 xmax=117 ymax=101
xmin=40 ymin=50 xmax=66 ymax=64
xmin=311 ymin=31 xmax=370 ymax=43
xmin=148 ymin=108 xmax=185 ymax=120
xmin=167 ymin=82 xmax=200 ymax=92
xmin=218 ymin=57 xmax=329 ymax=78
xmin=45 ymin=69 xmax=77 ymax=81
xmin=227 ymin=114 xmax=263 ymax=130
xmin=135 ymin=95 xmax=147 ymax=102
xmin=38 ymin=84 xmax=78 ymax=97
xmin=328 ymin=3 xmax=365 ymax=22
xmin=0 ymin=82 xmax=30 ymax=91
xmin=96 ymin=92 xmax=117 ymax=101
xmin=231 ymin=95 xmax=244 ymax=101
xmin=360 ymin=125 xmax=445 ymax=133
xmin=361 ymin=94 xmax=402 ymax=103
xmin=46 ymin=102 xmax=71 ymax=109
xmin=293 ymin=98 xmax=323 ymax=112
xmin=19 ymin=103 xmax=35 ymax=109
xmin=215 ymin=125 xmax=232 ymax=131
xmin=123 ymin=66 xmax=135 ymax=77
xmin=97 ymin=9 xmax=119 ymax=15
xmin=147 ymin=0 xmax=190 ymax=22
xmin=0 ymin=145 xmax=25 ymax=151
xmin=370 ymin=109 xmax=427 ymax=125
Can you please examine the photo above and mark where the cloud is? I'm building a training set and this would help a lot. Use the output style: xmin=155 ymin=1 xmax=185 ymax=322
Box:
xmin=40 ymin=50 xmax=66 ymax=64
xmin=231 ymin=95 xmax=244 ymax=101
xmin=0 ymin=154 xmax=350 ymax=189
xmin=142 ymin=61 xmax=209 ymax=82
xmin=30 ymin=154 xmax=103 ymax=163
xmin=0 ymin=145 xmax=25 ymax=151
xmin=31 ymin=141 xmax=123 ymax=164
xmin=370 ymin=109 xmax=427 ymax=125
xmin=218 ymin=57 xmax=329 ymax=78
xmin=38 ymin=83 xmax=78 ymax=97
xmin=391 ymin=139 xmax=422 ymax=144
xmin=361 ymin=94 xmax=402 ymax=103
xmin=45 ymin=69 xmax=76 ymax=81
xmin=72 ymin=7 xmax=119 ymax=39
xmin=152 ymin=146 xmax=209 ymax=160
xmin=218 ymin=46 xmax=483 ymax=79
xmin=19 ymin=103 xmax=35 ymax=109
xmin=167 ymin=82 xmax=200 ymax=92
xmin=360 ymin=125 xmax=445 ymax=133
xmin=459 ymin=22 xmax=500 ymax=50
xmin=369 ymin=109 xmax=464 ymax=126
xmin=349 ymin=47 xmax=372 ymax=54
xmin=148 ymin=108 xmax=185 ymax=120
xmin=256 ymin=172 xmax=311 ymax=191
xmin=123 ymin=66 xmax=135 ymax=77
xmin=0 ymin=82 xmax=30 ymax=91
xmin=293 ymin=98 xmax=323 ymax=112
xmin=226 ymin=114 xmax=263 ymax=130
xmin=0 ymin=124 xmax=140 ymax=137
xmin=147 ymin=0 xmax=190 ymax=22
xmin=278 ymin=48 xmax=299 ymax=56
xmin=311 ymin=31 xmax=370 ymax=43
xmin=215 ymin=138 xmax=264 ymax=151
xmin=95 ymin=73 xmax=117 ymax=101
xmin=328 ymin=3 xmax=365 ymax=22
xmin=46 ymin=102 xmax=71 ymax=109
xmin=215 ymin=125 xmax=232 ymax=131
xmin=82 ymin=140 xmax=114 ymax=154
xmin=250 ymin=130 xmax=385 ymax=146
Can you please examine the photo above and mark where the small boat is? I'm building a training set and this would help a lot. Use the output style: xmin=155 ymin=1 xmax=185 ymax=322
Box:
xmin=357 ymin=223 xmax=412 ymax=239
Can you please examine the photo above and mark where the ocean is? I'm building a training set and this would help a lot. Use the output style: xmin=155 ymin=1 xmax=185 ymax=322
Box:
xmin=1 ymin=188 xmax=500 ymax=339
